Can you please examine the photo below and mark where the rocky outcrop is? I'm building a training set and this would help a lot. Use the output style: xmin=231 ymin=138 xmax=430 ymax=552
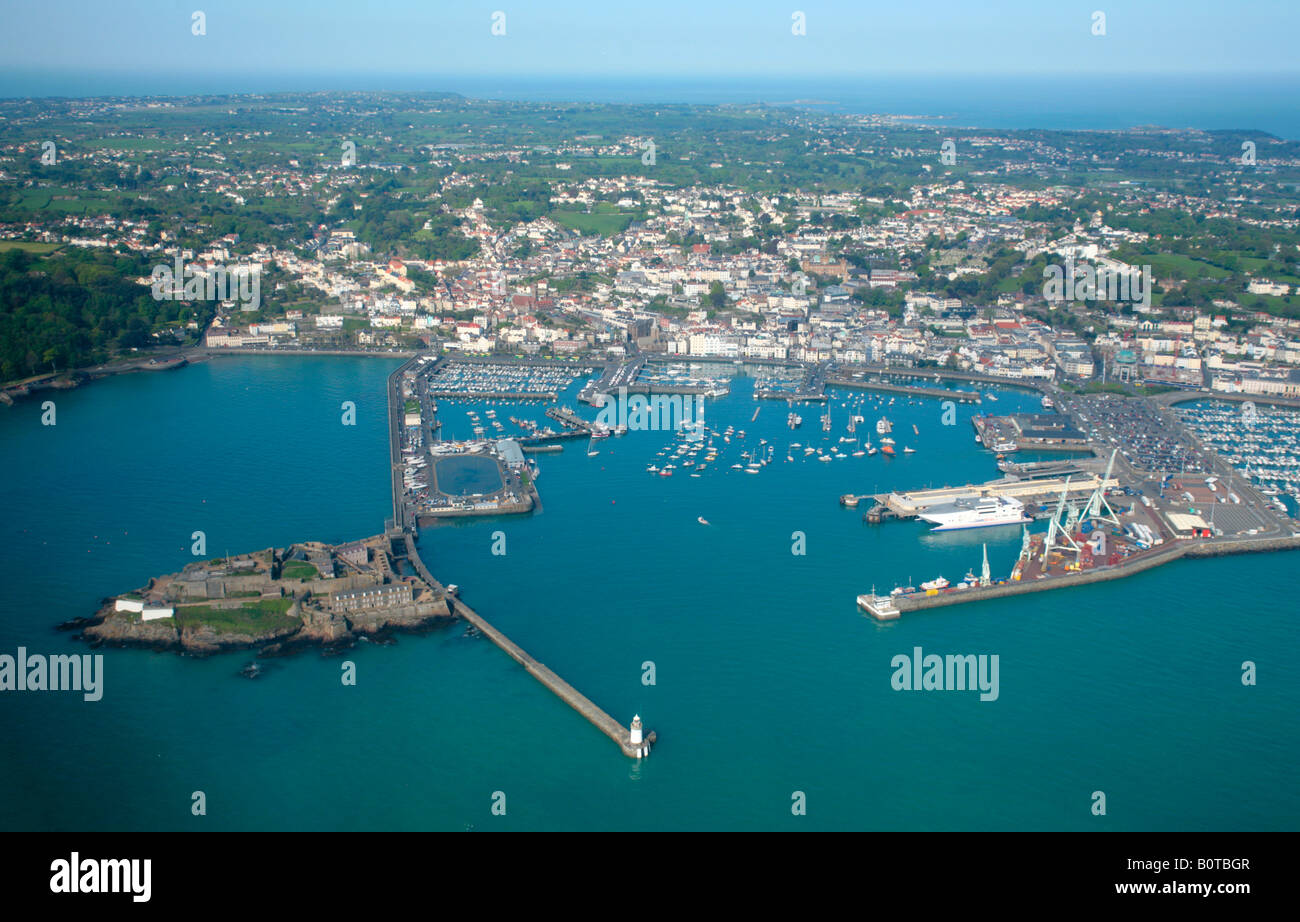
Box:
xmin=78 ymin=596 xmax=454 ymax=658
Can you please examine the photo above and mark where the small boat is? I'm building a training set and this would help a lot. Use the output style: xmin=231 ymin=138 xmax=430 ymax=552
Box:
xmin=658 ymin=468 xmax=673 ymax=477
xmin=647 ymin=465 xmax=659 ymax=472
xmin=921 ymin=575 xmax=949 ymax=591
xmin=881 ymin=444 xmax=896 ymax=456
xmin=903 ymin=446 xmax=916 ymax=454
xmin=819 ymin=455 xmax=832 ymax=462
xmin=698 ymin=516 xmax=709 ymax=525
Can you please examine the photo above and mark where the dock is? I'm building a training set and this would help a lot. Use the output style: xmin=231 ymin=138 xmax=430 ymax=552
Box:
xmin=826 ymin=372 xmax=982 ymax=403
xmin=860 ymin=474 xmax=1118 ymax=522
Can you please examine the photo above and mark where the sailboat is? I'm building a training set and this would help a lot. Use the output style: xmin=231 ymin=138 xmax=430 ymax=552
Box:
xmin=586 ymin=435 xmax=600 ymax=457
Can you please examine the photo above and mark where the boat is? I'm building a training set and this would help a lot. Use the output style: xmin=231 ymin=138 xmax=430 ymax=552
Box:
xmin=1041 ymin=395 xmax=1054 ymax=410
xmin=818 ymin=454 xmax=832 ymax=462
xmin=917 ymin=495 xmax=1030 ymax=532
xmin=985 ymin=393 xmax=998 ymax=402
xmin=876 ymin=417 xmax=892 ymax=434
xmin=881 ymin=444 xmax=896 ymax=456
xmin=698 ymin=516 xmax=709 ymax=525
xmin=920 ymin=576 xmax=950 ymax=591
xmin=646 ymin=464 xmax=659 ymax=472
xmin=903 ymin=446 xmax=916 ymax=454
xmin=658 ymin=468 xmax=673 ymax=477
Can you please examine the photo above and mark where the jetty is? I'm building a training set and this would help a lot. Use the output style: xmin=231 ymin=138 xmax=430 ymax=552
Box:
xmin=826 ymin=372 xmax=981 ymax=403
xmin=849 ymin=473 xmax=1118 ymax=522
xmin=387 ymin=359 xmax=653 ymax=758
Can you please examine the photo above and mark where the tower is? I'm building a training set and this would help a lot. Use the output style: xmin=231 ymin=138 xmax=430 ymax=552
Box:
xmin=629 ymin=715 xmax=643 ymax=747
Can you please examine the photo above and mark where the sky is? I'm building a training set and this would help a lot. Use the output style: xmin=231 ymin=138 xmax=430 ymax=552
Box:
xmin=1 ymin=0 xmax=1298 ymax=94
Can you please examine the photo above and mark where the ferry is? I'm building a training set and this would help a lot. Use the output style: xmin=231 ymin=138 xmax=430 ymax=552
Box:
xmin=917 ymin=495 xmax=1029 ymax=532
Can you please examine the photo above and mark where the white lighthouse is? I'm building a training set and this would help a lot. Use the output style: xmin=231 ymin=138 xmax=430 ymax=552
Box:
xmin=629 ymin=715 xmax=643 ymax=747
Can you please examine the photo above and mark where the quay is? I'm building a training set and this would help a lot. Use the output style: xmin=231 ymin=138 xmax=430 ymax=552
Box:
xmin=858 ymin=533 xmax=1300 ymax=620
xmin=387 ymin=359 xmax=653 ymax=758
xmin=849 ymin=473 xmax=1118 ymax=520
xmin=826 ymin=372 xmax=981 ymax=403
xmin=545 ymin=406 xmax=594 ymax=432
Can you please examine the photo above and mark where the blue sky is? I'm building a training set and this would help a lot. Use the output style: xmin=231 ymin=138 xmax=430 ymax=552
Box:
xmin=2 ymin=0 xmax=1297 ymax=83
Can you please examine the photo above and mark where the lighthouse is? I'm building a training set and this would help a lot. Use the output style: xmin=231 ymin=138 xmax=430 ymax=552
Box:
xmin=630 ymin=715 xmax=643 ymax=746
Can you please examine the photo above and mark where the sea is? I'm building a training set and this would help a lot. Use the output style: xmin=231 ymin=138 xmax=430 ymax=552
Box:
xmin=3 ymin=72 xmax=1300 ymax=139
xmin=1 ymin=355 xmax=1296 ymax=830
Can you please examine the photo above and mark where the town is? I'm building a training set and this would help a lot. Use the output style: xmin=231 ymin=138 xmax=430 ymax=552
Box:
xmin=3 ymin=93 xmax=1300 ymax=408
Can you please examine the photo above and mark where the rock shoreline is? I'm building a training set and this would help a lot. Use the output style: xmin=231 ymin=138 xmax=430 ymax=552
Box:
xmin=73 ymin=596 xmax=454 ymax=657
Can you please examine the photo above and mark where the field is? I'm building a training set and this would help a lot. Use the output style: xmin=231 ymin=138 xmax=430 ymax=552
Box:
xmin=0 ymin=241 xmax=62 ymax=253
xmin=550 ymin=210 xmax=634 ymax=235
xmin=279 ymin=561 xmax=320 ymax=581
xmin=174 ymin=598 xmax=298 ymax=635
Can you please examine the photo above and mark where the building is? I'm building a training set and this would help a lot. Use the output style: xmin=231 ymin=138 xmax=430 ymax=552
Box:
xmin=329 ymin=584 xmax=413 ymax=613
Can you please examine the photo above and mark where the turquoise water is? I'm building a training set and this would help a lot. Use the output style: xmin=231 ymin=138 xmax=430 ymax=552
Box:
xmin=1 ymin=355 xmax=1296 ymax=830
xmin=434 ymin=455 xmax=504 ymax=496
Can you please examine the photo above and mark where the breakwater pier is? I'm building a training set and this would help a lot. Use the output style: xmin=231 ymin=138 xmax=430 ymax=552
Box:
xmin=388 ymin=360 xmax=653 ymax=758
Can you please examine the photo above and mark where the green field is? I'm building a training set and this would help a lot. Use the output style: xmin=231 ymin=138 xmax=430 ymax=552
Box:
xmin=550 ymin=210 xmax=634 ymax=235
xmin=175 ymin=597 xmax=298 ymax=635
xmin=0 ymin=241 xmax=62 ymax=253
xmin=279 ymin=560 xmax=320 ymax=581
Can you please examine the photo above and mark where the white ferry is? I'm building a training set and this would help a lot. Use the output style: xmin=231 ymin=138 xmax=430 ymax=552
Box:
xmin=917 ymin=495 xmax=1030 ymax=532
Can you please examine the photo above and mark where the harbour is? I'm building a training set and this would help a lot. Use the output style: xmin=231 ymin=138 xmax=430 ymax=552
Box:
xmin=5 ymin=354 xmax=1300 ymax=829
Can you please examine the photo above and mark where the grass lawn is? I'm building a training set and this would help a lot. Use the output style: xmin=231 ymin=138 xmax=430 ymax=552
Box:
xmin=0 ymin=241 xmax=62 ymax=253
xmin=175 ymin=598 xmax=298 ymax=635
xmin=550 ymin=210 xmax=633 ymax=235
xmin=279 ymin=560 xmax=320 ymax=581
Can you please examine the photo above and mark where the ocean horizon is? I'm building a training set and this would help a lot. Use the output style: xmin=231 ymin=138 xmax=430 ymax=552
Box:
xmin=3 ymin=71 xmax=1300 ymax=139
